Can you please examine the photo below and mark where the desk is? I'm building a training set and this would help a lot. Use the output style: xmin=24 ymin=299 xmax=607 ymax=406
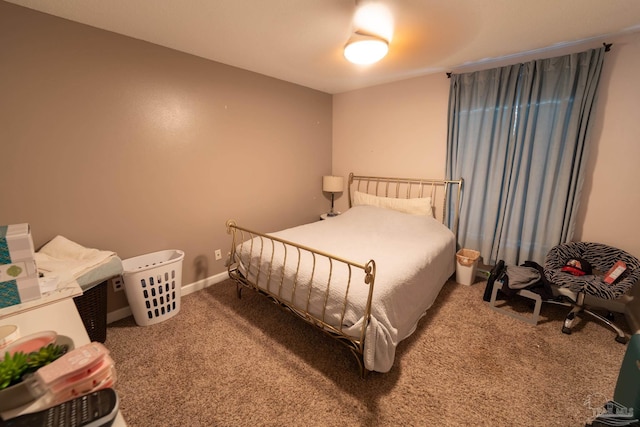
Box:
xmin=319 ymin=212 xmax=341 ymax=220
xmin=0 ymin=277 xmax=82 ymax=321
xmin=0 ymin=298 xmax=127 ymax=425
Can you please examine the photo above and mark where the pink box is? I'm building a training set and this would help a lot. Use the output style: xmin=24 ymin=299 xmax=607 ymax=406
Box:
xmin=604 ymin=261 xmax=627 ymax=284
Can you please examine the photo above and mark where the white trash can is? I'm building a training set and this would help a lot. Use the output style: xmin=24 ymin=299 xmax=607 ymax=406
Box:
xmin=455 ymin=249 xmax=480 ymax=286
xmin=122 ymin=249 xmax=184 ymax=326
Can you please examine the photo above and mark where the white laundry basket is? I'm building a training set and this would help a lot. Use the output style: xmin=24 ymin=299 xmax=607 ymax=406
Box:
xmin=122 ymin=249 xmax=184 ymax=326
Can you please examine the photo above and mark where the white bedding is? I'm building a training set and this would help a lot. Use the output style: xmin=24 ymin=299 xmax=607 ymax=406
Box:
xmin=234 ymin=205 xmax=456 ymax=372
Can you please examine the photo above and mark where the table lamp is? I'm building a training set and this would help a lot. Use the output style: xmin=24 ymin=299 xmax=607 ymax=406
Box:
xmin=322 ymin=176 xmax=344 ymax=217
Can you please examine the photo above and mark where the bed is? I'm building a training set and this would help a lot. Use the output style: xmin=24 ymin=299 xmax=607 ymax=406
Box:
xmin=225 ymin=173 xmax=463 ymax=376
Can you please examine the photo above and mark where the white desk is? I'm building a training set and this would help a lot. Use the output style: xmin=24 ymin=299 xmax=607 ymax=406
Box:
xmin=0 ymin=298 xmax=127 ymax=425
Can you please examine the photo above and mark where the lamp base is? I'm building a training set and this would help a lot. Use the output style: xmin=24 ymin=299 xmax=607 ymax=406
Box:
xmin=326 ymin=211 xmax=338 ymax=217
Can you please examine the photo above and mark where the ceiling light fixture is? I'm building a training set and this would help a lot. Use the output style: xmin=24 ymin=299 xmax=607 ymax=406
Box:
xmin=344 ymin=31 xmax=389 ymax=65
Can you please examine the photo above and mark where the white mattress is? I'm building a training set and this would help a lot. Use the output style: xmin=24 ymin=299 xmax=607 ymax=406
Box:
xmin=235 ymin=205 xmax=455 ymax=372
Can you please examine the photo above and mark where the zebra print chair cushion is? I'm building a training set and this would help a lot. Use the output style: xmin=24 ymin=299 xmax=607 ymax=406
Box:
xmin=544 ymin=242 xmax=640 ymax=300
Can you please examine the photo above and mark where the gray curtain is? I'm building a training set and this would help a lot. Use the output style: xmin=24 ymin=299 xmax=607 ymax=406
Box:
xmin=446 ymin=47 xmax=605 ymax=266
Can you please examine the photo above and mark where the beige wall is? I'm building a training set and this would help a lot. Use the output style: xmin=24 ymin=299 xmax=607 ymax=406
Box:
xmin=0 ymin=2 xmax=332 ymax=312
xmin=332 ymin=74 xmax=450 ymax=212
xmin=574 ymin=32 xmax=640 ymax=253
xmin=333 ymin=32 xmax=640 ymax=329
xmin=575 ymin=32 xmax=640 ymax=327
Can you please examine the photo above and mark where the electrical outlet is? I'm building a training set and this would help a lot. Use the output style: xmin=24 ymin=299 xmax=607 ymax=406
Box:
xmin=215 ymin=249 xmax=222 ymax=260
xmin=111 ymin=276 xmax=124 ymax=292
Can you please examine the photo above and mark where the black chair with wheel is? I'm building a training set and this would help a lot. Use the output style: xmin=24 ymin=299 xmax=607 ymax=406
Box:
xmin=543 ymin=241 xmax=640 ymax=344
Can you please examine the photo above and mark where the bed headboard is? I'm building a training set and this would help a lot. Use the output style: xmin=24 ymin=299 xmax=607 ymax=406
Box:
xmin=348 ymin=173 xmax=463 ymax=238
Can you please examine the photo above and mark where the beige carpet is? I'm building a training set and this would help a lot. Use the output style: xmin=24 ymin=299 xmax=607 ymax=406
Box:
xmin=106 ymin=278 xmax=630 ymax=426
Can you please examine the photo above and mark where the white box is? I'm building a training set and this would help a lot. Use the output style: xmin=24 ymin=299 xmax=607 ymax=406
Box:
xmin=0 ymin=260 xmax=37 ymax=282
xmin=0 ymin=224 xmax=40 ymax=308
xmin=0 ymin=223 xmax=36 ymax=265
xmin=0 ymin=276 xmax=41 ymax=309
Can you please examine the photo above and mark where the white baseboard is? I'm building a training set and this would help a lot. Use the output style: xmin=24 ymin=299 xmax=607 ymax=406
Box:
xmin=106 ymin=271 xmax=229 ymax=324
xmin=106 ymin=306 xmax=133 ymax=325
xmin=181 ymin=271 xmax=229 ymax=297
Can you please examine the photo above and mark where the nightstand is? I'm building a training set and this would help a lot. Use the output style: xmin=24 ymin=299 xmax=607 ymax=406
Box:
xmin=320 ymin=212 xmax=340 ymax=220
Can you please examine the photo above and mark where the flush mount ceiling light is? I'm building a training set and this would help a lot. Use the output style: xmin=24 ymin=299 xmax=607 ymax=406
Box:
xmin=344 ymin=1 xmax=393 ymax=65
xmin=343 ymin=31 xmax=389 ymax=65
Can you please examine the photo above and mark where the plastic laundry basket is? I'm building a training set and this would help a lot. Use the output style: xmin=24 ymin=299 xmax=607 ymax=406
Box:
xmin=455 ymin=248 xmax=480 ymax=286
xmin=122 ymin=249 xmax=184 ymax=326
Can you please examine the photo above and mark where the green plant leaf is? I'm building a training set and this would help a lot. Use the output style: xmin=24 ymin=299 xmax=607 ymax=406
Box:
xmin=0 ymin=351 xmax=29 ymax=389
xmin=0 ymin=344 xmax=67 ymax=390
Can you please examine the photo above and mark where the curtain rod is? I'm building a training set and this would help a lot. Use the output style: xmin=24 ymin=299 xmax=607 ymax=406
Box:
xmin=446 ymin=42 xmax=613 ymax=78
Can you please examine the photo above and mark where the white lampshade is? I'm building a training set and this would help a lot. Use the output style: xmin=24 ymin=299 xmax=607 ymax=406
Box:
xmin=322 ymin=176 xmax=344 ymax=193
xmin=344 ymin=32 xmax=389 ymax=65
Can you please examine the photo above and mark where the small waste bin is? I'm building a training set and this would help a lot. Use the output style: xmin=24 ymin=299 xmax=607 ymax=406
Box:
xmin=122 ymin=249 xmax=184 ymax=326
xmin=456 ymin=249 xmax=480 ymax=286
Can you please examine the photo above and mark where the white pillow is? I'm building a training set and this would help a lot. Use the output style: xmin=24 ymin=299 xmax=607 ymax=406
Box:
xmin=353 ymin=191 xmax=433 ymax=217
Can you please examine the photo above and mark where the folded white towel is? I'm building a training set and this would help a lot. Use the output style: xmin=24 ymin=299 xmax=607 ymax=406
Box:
xmin=35 ymin=235 xmax=115 ymax=279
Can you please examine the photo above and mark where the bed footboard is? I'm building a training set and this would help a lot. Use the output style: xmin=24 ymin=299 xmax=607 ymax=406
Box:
xmin=225 ymin=220 xmax=376 ymax=377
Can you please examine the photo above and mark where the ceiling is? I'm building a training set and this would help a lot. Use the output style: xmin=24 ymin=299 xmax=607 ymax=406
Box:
xmin=6 ymin=0 xmax=640 ymax=94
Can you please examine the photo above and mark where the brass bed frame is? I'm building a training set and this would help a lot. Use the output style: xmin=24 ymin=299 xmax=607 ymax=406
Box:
xmin=226 ymin=173 xmax=463 ymax=376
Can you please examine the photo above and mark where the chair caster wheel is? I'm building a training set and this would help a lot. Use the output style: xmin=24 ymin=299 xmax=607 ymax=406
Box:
xmin=615 ymin=335 xmax=628 ymax=344
xmin=562 ymin=326 xmax=572 ymax=335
